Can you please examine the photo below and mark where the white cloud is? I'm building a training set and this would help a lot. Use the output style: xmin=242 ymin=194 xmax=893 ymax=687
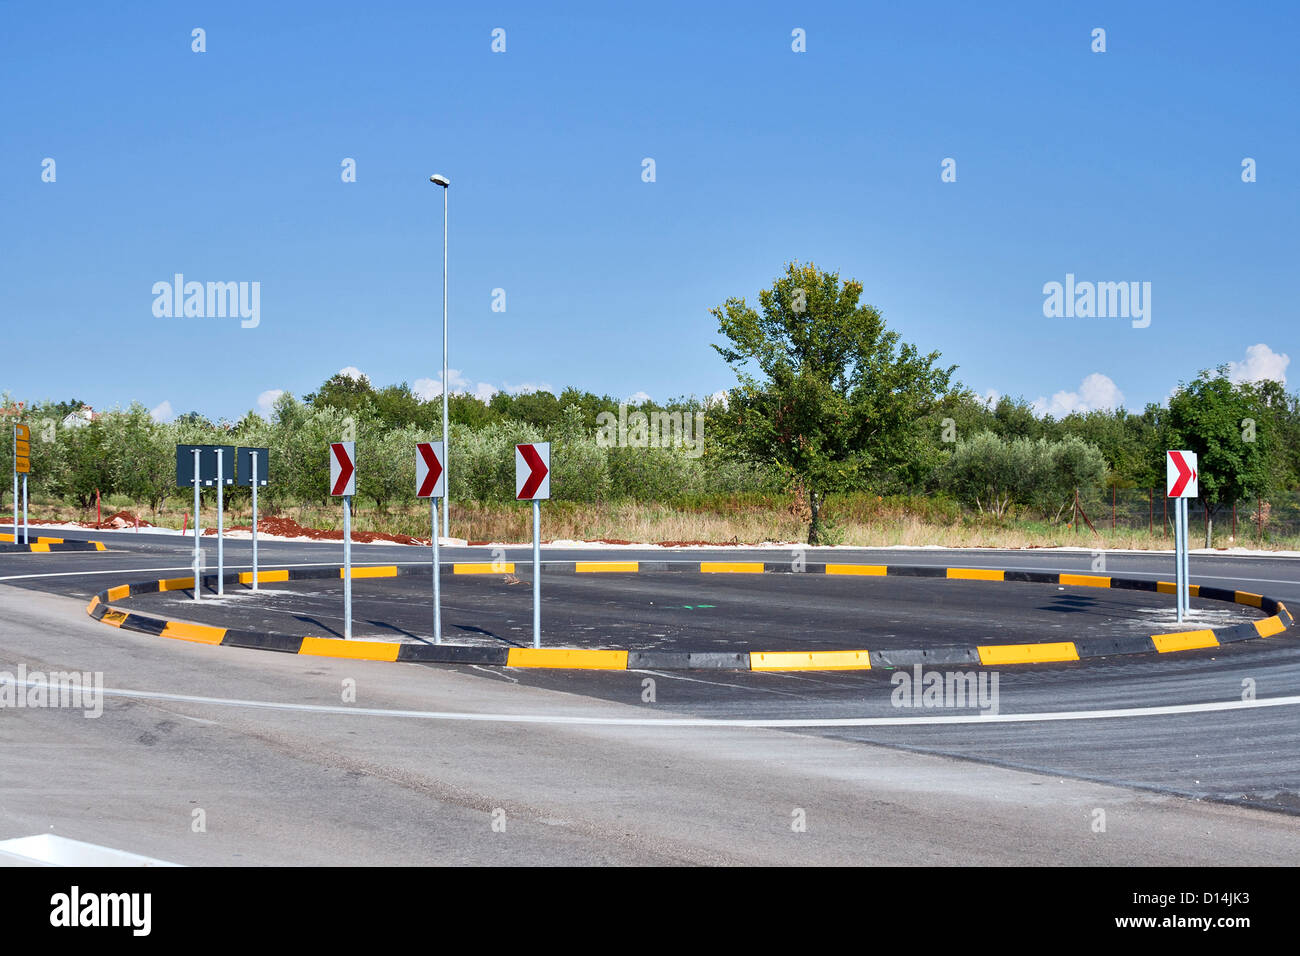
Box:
xmin=257 ymin=389 xmax=285 ymax=416
xmin=338 ymin=366 xmax=368 ymax=382
xmin=979 ymin=388 xmax=1000 ymax=408
xmin=1032 ymin=373 xmax=1125 ymax=418
xmin=472 ymin=382 xmax=499 ymax=402
xmin=625 ymin=390 xmax=652 ymax=404
xmin=413 ymin=370 xmax=471 ymax=401
xmin=149 ymin=400 xmax=174 ymax=423
xmin=1228 ymin=343 xmax=1289 ymax=386
xmin=705 ymin=389 xmax=729 ymax=409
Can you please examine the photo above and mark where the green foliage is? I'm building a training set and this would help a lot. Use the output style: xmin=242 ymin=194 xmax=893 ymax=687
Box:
xmin=550 ymin=405 xmax=610 ymax=503
xmin=451 ymin=419 xmax=543 ymax=504
xmin=304 ymin=371 xmax=376 ymax=414
xmin=712 ymin=261 xmax=954 ymax=542
xmin=991 ymin=396 xmax=1045 ymax=439
xmin=940 ymin=432 xmax=1024 ymax=516
xmin=447 ymin=394 xmax=493 ymax=429
xmin=58 ymin=419 xmax=114 ymax=507
xmin=372 ymin=383 xmax=435 ymax=431
xmin=360 ymin=424 xmax=424 ymax=512
xmin=101 ymin=404 xmax=175 ymax=512
xmin=1253 ymin=379 xmax=1300 ymax=491
xmin=940 ymin=432 xmax=1106 ymax=519
xmin=490 ymin=390 xmax=563 ymax=431
xmin=1165 ymin=370 xmax=1275 ymax=545
xmin=1056 ymin=407 xmax=1159 ymax=488
xmin=607 ymin=447 xmax=695 ymax=500
xmin=11 ymin=341 xmax=1300 ymax=541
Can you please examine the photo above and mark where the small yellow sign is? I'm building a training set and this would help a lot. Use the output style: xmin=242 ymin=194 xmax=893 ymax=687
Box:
xmin=14 ymin=424 xmax=29 ymax=442
xmin=16 ymin=458 xmax=30 ymax=474
xmin=15 ymin=440 xmax=29 ymax=457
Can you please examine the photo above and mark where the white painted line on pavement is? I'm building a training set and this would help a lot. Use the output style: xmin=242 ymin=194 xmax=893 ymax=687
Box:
xmin=3 ymin=677 xmax=1299 ymax=728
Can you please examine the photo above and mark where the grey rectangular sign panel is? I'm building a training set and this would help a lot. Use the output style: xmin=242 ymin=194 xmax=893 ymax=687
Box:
xmin=237 ymin=447 xmax=269 ymax=487
xmin=175 ymin=444 xmax=235 ymax=487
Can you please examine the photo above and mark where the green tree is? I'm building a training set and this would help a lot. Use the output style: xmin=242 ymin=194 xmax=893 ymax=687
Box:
xmin=304 ymin=372 xmax=377 ymax=415
xmin=102 ymin=405 xmax=175 ymax=514
xmin=1165 ymin=370 xmax=1274 ymax=547
xmin=490 ymin=390 xmax=564 ymax=431
xmin=452 ymin=419 xmax=543 ymax=504
xmin=1026 ymin=435 xmax=1108 ymax=520
xmin=940 ymin=432 xmax=1027 ymax=516
xmin=991 ymin=396 xmax=1045 ymax=440
xmin=59 ymin=419 xmax=114 ymax=507
xmin=550 ymin=405 xmax=611 ymax=503
xmin=712 ymin=261 xmax=954 ymax=543
xmin=448 ymin=393 xmax=493 ymax=429
xmin=940 ymin=432 xmax=1106 ymax=520
xmin=25 ymin=414 xmax=64 ymax=498
xmin=372 ymin=383 xmax=428 ymax=430
xmin=1254 ymin=379 xmax=1300 ymax=491
xmin=361 ymin=424 xmax=422 ymax=513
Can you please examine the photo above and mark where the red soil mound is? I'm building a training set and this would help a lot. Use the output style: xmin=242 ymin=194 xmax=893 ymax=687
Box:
xmin=204 ymin=514 xmax=427 ymax=546
xmin=0 ymin=511 xmax=153 ymax=529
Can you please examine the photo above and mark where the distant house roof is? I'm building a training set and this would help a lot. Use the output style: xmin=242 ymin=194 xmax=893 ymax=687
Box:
xmin=61 ymin=406 xmax=97 ymax=429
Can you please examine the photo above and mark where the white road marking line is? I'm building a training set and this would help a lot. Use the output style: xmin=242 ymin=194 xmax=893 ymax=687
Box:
xmin=631 ymin=669 xmax=804 ymax=697
xmin=2 ymin=677 xmax=1298 ymax=728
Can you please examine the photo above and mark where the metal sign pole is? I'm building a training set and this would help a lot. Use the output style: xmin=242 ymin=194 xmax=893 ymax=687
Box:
xmin=343 ymin=494 xmax=352 ymax=640
xmin=21 ymin=474 xmax=27 ymax=544
xmin=192 ymin=449 xmax=201 ymax=602
xmin=1182 ymin=499 xmax=1190 ymax=618
xmin=1176 ymin=499 xmax=1183 ymax=619
xmin=532 ymin=497 xmax=541 ymax=648
xmin=11 ymin=424 xmax=16 ymax=543
xmin=1174 ymin=495 xmax=1184 ymax=623
xmin=216 ymin=449 xmax=225 ymax=596
xmin=251 ymin=453 xmax=259 ymax=592
xmin=1179 ymin=499 xmax=1185 ymax=618
xmin=1182 ymin=498 xmax=1191 ymax=618
xmin=432 ymin=497 xmax=441 ymax=643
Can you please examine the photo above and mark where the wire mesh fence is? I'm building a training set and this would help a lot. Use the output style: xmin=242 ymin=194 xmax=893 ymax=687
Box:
xmin=1070 ymin=487 xmax=1300 ymax=543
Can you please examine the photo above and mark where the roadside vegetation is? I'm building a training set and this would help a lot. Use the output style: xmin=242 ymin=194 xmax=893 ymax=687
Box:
xmin=4 ymin=262 xmax=1299 ymax=548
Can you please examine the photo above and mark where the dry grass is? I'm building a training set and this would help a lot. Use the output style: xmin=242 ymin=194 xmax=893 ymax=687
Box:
xmin=19 ymin=495 xmax=1297 ymax=551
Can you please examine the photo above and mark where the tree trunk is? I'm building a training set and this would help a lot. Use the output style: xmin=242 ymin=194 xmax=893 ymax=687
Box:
xmin=808 ymin=488 xmax=821 ymax=546
xmin=1204 ymin=501 xmax=1213 ymax=549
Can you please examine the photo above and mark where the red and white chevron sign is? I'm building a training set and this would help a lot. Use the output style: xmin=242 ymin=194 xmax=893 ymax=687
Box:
xmin=330 ymin=441 xmax=356 ymax=496
xmin=1166 ymin=450 xmax=1198 ymax=498
xmin=515 ymin=442 xmax=550 ymax=500
xmin=415 ymin=441 xmax=445 ymax=498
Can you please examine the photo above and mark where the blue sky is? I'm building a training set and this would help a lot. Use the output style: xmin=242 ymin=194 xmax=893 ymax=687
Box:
xmin=3 ymin=1 xmax=1296 ymax=422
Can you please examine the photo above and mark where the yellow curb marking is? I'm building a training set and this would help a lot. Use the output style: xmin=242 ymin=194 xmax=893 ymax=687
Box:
xmin=750 ymin=650 xmax=872 ymax=671
xmin=978 ymin=642 xmax=1079 ymax=665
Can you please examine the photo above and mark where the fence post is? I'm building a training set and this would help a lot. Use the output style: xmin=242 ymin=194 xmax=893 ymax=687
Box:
xmin=1232 ymin=500 xmax=1237 ymax=539
xmin=1112 ymin=484 xmax=1116 ymax=530
xmin=1149 ymin=488 xmax=1153 ymax=536
xmin=1258 ymin=497 xmax=1263 ymax=540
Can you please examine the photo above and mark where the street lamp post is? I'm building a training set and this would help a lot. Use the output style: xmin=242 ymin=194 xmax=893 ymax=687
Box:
xmin=430 ymin=173 xmax=450 ymax=537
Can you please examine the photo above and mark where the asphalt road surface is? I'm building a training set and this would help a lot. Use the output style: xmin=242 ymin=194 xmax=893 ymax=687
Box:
xmin=2 ymin=528 xmax=1299 ymax=864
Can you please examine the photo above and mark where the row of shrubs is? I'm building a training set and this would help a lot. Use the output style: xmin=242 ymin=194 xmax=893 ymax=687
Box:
xmin=1 ymin=393 xmax=1110 ymax=526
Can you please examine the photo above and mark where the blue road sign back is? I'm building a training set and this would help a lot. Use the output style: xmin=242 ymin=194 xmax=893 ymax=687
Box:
xmin=174 ymin=444 xmax=236 ymax=487
xmin=237 ymin=447 xmax=270 ymax=487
